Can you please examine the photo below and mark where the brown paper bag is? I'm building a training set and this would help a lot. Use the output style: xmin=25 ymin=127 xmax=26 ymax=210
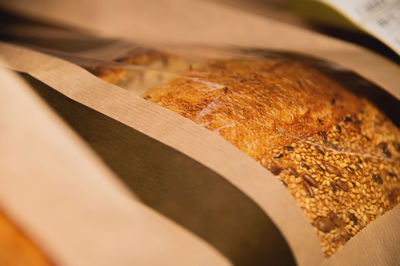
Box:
xmin=0 ymin=1 xmax=400 ymax=265
xmin=0 ymin=64 xmax=230 ymax=266
xmin=0 ymin=41 xmax=300 ymax=266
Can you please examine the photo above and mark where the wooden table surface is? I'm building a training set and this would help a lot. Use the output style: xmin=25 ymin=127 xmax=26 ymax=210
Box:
xmin=0 ymin=212 xmax=50 ymax=266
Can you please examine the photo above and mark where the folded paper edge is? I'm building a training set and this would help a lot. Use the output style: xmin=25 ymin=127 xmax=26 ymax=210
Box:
xmin=0 ymin=63 xmax=230 ymax=266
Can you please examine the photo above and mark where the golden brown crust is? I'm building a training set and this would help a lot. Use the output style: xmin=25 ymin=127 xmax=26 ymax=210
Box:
xmin=93 ymin=53 xmax=400 ymax=256
xmin=144 ymin=60 xmax=361 ymax=151
xmin=0 ymin=211 xmax=51 ymax=266
xmin=87 ymin=66 xmax=127 ymax=83
xmin=86 ymin=48 xmax=164 ymax=83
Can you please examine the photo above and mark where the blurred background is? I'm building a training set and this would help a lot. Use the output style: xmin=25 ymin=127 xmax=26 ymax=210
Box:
xmin=1 ymin=0 xmax=398 ymax=62
xmin=211 ymin=0 xmax=399 ymax=62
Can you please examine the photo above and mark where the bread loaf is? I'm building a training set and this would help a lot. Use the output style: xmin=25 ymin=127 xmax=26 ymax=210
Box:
xmin=90 ymin=50 xmax=400 ymax=256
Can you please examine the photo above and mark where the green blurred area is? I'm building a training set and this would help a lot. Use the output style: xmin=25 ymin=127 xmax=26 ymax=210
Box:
xmin=287 ymin=0 xmax=359 ymax=31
